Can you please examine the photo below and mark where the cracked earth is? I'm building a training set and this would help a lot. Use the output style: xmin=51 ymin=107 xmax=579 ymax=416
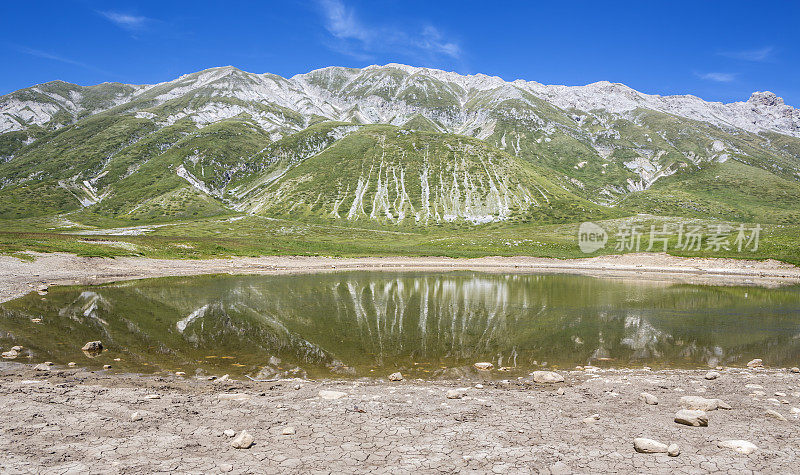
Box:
xmin=1 ymin=364 xmax=799 ymax=473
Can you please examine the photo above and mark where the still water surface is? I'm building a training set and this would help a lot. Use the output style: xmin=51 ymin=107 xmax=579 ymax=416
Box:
xmin=1 ymin=272 xmax=799 ymax=378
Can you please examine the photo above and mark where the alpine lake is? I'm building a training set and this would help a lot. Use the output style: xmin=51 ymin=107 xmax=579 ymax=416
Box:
xmin=1 ymin=272 xmax=799 ymax=379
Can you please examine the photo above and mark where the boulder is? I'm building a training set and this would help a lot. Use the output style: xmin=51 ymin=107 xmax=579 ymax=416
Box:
xmin=81 ymin=341 xmax=103 ymax=354
xmin=718 ymin=440 xmax=758 ymax=455
xmin=532 ymin=371 xmax=564 ymax=384
xmin=705 ymin=371 xmax=720 ymax=380
xmin=747 ymin=359 xmax=763 ymax=368
xmin=633 ymin=438 xmax=668 ymax=453
xmin=680 ymin=395 xmax=731 ymax=411
xmin=473 ymin=362 xmax=494 ymax=371
xmin=388 ymin=372 xmax=404 ymax=381
xmin=231 ymin=430 xmax=254 ymax=449
xmin=640 ymin=392 xmax=659 ymax=405
xmin=674 ymin=409 xmax=708 ymax=427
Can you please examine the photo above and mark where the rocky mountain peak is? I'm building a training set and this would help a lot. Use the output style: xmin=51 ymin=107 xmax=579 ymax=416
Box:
xmin=748 ymin=91 xmax=784 ymax=107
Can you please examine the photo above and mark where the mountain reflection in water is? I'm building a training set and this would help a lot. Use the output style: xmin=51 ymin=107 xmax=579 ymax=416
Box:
xmin=1 ymin=272 xmax=799 ymax=378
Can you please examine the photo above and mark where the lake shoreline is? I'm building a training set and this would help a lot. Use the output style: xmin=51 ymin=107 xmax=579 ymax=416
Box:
xmin=2 ymin=251 xmax=800 ymax=303
xmin=1 ymin=362 xmax=798 ymax=472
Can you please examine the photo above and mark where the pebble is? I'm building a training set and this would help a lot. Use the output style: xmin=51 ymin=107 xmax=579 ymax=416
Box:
xmin=318 ymin=390 xmax=347 ymax=400
xmin=103 ymin=365 xmax=112 ymax=369
xmin=388 ymin=372 xmax=404 ymax=381
xmin=446 ymin=388 xmax=469 ymax=399
xmin=175 ymin=371 xmax=185 ymax=376
xmin=639 ymin=392 xmax=658 ymax=405
xmin=705 ymin=371 xmax=720 ymax=380
xmin=667 ymin=444 xmax=681 ymax=457
xmin=745 ymin=384 xmax=763 ymax=389
xmin=718 ymin=440 xmax=758 ymax=455
xmin=1 ymin=350 xmax=18 ymax=359
xmin=130 ymin=412 xmax=142 ymax=421
xmin=556 ymin=387 xmax=565 ymax=395
xmin=791 ymin=367 xmax=800 ymax=373
xmin=674 ymin=409 xmax=708 ymax=427
xmin=473 ymin=362 xmax=494 ymax=371
xmin=144 ymin=394 xmax=161 ymax=400
xmin=766 ymin=409 xmax=787 ymax=421
xmin=582 ymin=414 xmax=600 ymax=423
xmin=30 ymin=318 xmax=42 ymax=324
xmin=532 ymin=371 xmax=564 ymax=384
xmin=281 ymin=426 xmax=296 ymax=435
xmin=34 ymin=362 xmax=53 ymax=371
xmin=680 ymin=395 xmax=731 ymax=411
xmin=67 ymin=362 xmax=76 ymax=367
xmin=223 ymin=429 xmax=236 ymax=437
xmin=633 ymin=438 xmax=668 ymax=454
xmin=747 ymin=359 xmax=763 ymax=368
xmin=231 ymin=430 xmax=254 ymax=449
xmin=474 ymin=384 xmax=484 ymax=389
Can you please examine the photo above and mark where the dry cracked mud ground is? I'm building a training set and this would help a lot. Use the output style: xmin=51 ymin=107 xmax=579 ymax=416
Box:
xmin=1 ymin=363 xmax=799 ymax=474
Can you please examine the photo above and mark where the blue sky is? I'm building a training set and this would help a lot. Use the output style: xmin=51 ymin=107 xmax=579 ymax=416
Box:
xmin=2 ymin=0 xmax=798 ymax=105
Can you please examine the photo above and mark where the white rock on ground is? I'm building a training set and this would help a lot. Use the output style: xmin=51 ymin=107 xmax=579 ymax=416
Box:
xmin=388 ymin=372 xmax=403 ymax=381
xmin=640 ymin=392 xmax=658 ymax=405
xmin=532 ymin=371 xmax=564 ymax=383
xmin=705 ymin=371 xmax=720 ymax=380
xmin=231 ymin=430 xmax=254 ymax=449
xmin=718 ymin=440 xmax=758 ymax=455
xmin=680 ymin=395 xmax=731 ymax=411
xmin=582 ymin=414 xmax=600 ymax=423
xmin=667 ymin=444 xmax=681 ymax=457
xmin=223 ymin=429 xmax=236 ymax=437
xmin=674 ymin=409 xmax=709 ymax=427
xmin=130 ymin=412 xmax=142 ymax=421
xmin=473 ymin=362 xmax=494 ymax=371
xmin=318 ymin=390 xmax=347 ymax=400
xmin=747 ymin=359 xmax=763 ymax=368
xmin=633 ymin=438 xmax=668 ymax=453
xmin=446 ymin=388 xmax=469 ymax=399
xmin=766 ymin=409 xmax=787 ymax=421
xmin=281 ymin=426 xmax=295 ymax=435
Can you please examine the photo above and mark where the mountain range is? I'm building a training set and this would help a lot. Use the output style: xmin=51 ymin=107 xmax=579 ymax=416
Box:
xmin=2 ymin=63 xmax=799 ymax=226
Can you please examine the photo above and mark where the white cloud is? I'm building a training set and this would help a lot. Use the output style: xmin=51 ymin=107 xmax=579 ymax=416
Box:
xmin=317 ymin=0 xmax=461 ymax=61
xmin=696 ymin=72 xmax=737 ymax=83
xmin=720 ymin=46 xmax=774 ymax=62
xmin=15 ymin=45 xmax=113 ymax=75
xmin=99 ymin=11 xmax=150 ymax=31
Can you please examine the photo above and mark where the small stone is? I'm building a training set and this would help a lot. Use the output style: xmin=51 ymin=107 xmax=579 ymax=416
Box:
xmin=474 ymin=384 xmax=484 ymax=389
xmin=223 ymin=429 xmax=236 ymax=437
xmin=67 ymin=362 xmax=76 ymax=367
xmin=674 ymin=409 xmax=708 ymax=427
xmin=388 ymin=372 xmax=403 ymax=381
xmin=582 ymin=414 xmax=600 ymax=423
xmin=640 ymin=392 xmax=658 ymax=405
xmin=705 ymin=371 xmax=720 ymax=380
xmin=747 ymin=359 xmax=763 ymax=368
xmin=775 ymin=392 xmax=786 ymax=397
xmin=548 ymin=461 xmax=571 ymax=475
xmin=766 ymin=409 xmax=786 ymax=421
xmin=130 ymin=412 xmax=142 ymax=421
xmin=30 ymin=318 xmax=42 ymax=324
xmin=293 ymin=384 xmax=302 ymax=390
xmin=281 ymin=426 xmax=296 ymax=435
xmin=634 ymin=438 xmax=668 ymax=453
xmin=11 ymin=346 xmax=22 ymax=351
xmin=231 ymin=430 xmax=254 ymax=449
xmin=213 ymin=374 xmax=230 ymax=383
xmin=718 ymin=440 xmax=758 ymax=455
xmin=556 ymin=387 xmax=565 ymax=395
xmin=680 ymin=395 xmax=730 ymax=411
xmin=113 ymin=358 xmax=121 ymax=362
xmin=175 ymin=371 xmax=185 ymax=376
xmin=144 ymin=394 xmax=161 ymax=400
xmin=318 ymin=390 xmax=347 ymax=400
xmin=745 ymin=384 xmax=763 ymax=389
xmin=473 ymin=362 xmax=494 ymax=371
xmin=532 ymin=371 xmax=564 ymax=384
xmin=33 ymin=363 xmax=51 ymax=371
xmin=81 ymin=341 xmax=103 ymax=353
xmin=268 ymin=356 xmax=281 ymax=366
xmin=1 ymin=350 xmax=18 ymax=359
xmin=790 ymin=407 xmax=800 ymax=415
xmin=103 ymin=364 xmax=112 ymax=369
xmin=667 ymin=444 xmax=681 ymax=457
xmin=446 ymin=388 xmax=468 ymax=399
xmin=791 ymin=367 xmax=800 ymax=373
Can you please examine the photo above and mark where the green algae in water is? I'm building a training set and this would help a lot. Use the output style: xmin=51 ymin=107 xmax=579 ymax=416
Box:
xmin=1 ymin=272 xmax=799 ymax=378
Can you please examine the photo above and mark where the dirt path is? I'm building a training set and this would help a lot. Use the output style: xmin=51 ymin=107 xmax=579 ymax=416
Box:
xmin=2 ymin=252 xmax=800 ymax=303
xmin=1 ymin=363 xmax=798 ymax=473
